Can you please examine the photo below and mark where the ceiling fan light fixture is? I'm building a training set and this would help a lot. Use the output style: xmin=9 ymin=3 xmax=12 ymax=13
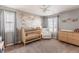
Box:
xmin=40 ymin=5 xmax=51 ymax=12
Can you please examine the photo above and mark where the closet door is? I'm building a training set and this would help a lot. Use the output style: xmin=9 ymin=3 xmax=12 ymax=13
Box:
xmin=4 ymin=11 xmax=16 ymax=46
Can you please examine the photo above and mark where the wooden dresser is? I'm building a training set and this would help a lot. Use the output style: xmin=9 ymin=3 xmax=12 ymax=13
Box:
xmin=58 ymin=31 xmax=79 ymax=46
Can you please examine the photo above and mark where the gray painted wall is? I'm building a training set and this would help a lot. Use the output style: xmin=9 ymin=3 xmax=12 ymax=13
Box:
xmin=59 ymin=9 xmax=79 ymax=31
xmin=41 ymin=16 xmax=48 ymax=28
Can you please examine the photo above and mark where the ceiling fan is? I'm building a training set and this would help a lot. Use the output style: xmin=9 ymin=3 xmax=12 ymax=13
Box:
xmin=40 ymin=5 xmax=51 ymax=12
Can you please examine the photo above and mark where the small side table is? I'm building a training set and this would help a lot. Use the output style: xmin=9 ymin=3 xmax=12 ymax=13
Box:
xmin=0 ymin=41 xmax=4 ymax=53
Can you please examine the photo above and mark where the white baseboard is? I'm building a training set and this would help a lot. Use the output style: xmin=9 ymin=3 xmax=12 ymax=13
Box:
xmin=6 ymin=41 xmax=21 ymax=46
xmin=6 ymin=43 xmax=14 ymax=46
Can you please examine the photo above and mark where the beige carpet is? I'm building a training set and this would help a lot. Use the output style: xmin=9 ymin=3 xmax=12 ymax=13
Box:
xmin=5 ymin=39 xmax=79 ymax=53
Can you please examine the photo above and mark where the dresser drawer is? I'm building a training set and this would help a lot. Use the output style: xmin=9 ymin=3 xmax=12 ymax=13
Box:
xmin=58 ymin=31 xmax=68 ymax=41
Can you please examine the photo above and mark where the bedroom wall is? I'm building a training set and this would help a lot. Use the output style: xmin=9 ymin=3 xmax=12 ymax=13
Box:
xmin=59 ymin=9 xmax=79 ymax=31
xmin=16 ymin=11 xmax=42 ymax=29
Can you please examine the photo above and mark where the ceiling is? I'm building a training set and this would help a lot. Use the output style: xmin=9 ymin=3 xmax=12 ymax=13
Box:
xmin=4 ymin=5 xmax=79 ymax=16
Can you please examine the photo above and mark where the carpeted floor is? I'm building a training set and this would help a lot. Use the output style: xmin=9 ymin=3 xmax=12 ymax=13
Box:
xmin=5 ymin=39 xmax=79 ymax=53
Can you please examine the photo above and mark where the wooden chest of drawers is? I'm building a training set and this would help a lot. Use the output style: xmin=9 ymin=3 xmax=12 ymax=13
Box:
xmin=58 ymin=31 xmax=79 ymax=46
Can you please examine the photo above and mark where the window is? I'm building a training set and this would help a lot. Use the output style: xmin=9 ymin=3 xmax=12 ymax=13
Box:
xmin=48 ymin=17 xmax=58 ymax=38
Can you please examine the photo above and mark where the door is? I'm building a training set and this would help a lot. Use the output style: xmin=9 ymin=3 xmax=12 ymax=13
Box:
xmin=4 ymin=11 xmax=16 ymax=46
